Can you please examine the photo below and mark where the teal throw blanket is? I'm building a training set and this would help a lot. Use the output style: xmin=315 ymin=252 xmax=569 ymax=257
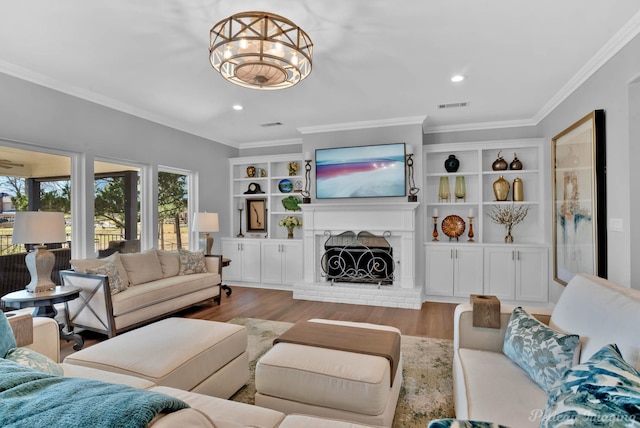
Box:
xmin=0 ymin=359 xmax=189 ymax=428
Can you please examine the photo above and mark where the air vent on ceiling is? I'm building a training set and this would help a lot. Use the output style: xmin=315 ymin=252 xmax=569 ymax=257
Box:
xmin=260 ymin=122 xmax=283 ymax=127
xmin=438 ymin=102 xmax=470 ymax=109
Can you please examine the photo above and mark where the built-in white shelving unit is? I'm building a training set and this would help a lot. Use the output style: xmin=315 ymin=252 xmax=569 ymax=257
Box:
xmin=423 ymin=139 xmax=550 ymax=303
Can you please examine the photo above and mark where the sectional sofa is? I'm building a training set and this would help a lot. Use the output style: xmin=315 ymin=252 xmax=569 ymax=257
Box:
xmin=452 ymin=273 xmax=640 ymax=427
xmin=4 ymin=313 xmax=384 ymax=428
xmin=60 ymin=249 xmax=222 ymax=337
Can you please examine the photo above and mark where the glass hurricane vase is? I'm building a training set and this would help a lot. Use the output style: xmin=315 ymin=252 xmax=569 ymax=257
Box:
xmin=438 ymin=176 xmax=451 ymax=202
xmin=454 ymin=176 xmax=466 ymax=202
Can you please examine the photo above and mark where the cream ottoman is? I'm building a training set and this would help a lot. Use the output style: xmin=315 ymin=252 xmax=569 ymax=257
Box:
xmin=255 ymin=319 xmax=402 ymax=428
xmin=64 ymin=317 xmax=249 ymax=399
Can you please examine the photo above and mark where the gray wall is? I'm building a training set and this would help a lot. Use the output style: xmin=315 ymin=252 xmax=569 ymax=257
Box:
xmin=424 ymin=32 xmax=640 ymax=300
xmin=539 ymin=31 xmax=640 ymax=295
xmin=0 ymin=72 xmax=236 ymax=255
xmin=3 ymin=29 xmax=639 ymax=294
xmin=630 ymin=78 xmax=640 ymax=290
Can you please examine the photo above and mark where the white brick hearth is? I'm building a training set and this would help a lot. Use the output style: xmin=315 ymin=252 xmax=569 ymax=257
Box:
xmin=293 ymin=202 xmax=422 ymax=309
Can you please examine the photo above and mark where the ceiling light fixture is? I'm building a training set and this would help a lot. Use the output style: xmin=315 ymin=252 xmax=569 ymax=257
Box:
xmin=209 ymin=11 xmax=313 ymax=90
xmin=451 ymin=75 xmax=465 ymax=83
xmin=233 ymin=104 xmax=243 ymax=111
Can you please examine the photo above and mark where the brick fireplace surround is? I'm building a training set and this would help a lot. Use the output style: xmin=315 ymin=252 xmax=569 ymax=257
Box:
xmin=293 ymin=202 xmax=422 ymax=309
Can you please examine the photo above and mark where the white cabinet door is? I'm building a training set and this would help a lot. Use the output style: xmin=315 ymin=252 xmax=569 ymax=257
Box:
xmin=484 ymin=247 xmax=516 ymax=300
xmin=425 ymin=246 xmax=455 ymax=296
xmin=281 ymin=241 xmax=303 ymax=285
xmin=241 ymin=241 xmax=261 ymax=283
xmin=515 ymin=247 xmax=548 ymax=302
xmin=484 ymin=246 xmax=548 ymax=302
xmin=221 ymin=239 xmax=243 ymax=281
xmin=221 ymin=239 xmax=261 ymax=283
xmin=261 ymin=241 xmax=284 ymax=284
xmin=453 ymin=247 xmax=484 ymax=297
xmin=261 ymin=241 xmax=303 ymax=285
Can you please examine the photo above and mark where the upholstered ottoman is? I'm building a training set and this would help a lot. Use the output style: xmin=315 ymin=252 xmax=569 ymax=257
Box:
xmin=64 ymin=317 xmax=249 ymax=399
xmin=255 ymin=319 xmax=402 ymax=428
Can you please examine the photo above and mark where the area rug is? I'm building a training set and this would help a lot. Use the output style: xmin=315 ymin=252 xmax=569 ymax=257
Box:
xmin=228 ymin=317 xmax=455 ymax=427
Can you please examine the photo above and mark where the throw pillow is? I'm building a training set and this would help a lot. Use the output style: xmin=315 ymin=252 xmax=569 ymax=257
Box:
xmin=503 ymin=307 xmax=580 ymax=393
xmin=4 ymin=347 xmax=64 ymax=376
xmin=540 ymin=344 xmax=640 ymax=427
xmin=178 ymin=249 xmax=207 ymax=275
xmin=119 ymin=249 xmax=164 ymax=285
xmin=71 ymin=252 xmax=130 ymax=288
xmin=428 ymin=420 xmax=511 ymax=428
xmin=0 ymin=311 xmax=17 ymax=358
xmin=86 ymin=260 xmax=126 ymax=294
xmin=156 ymin=249 xmax=180 ymax=277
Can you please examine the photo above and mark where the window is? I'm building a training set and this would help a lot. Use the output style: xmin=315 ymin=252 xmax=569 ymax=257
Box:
xmin=157 ymin=169 xmax=190 ymax=250
xmin=94 ymin=160 xmax=141 ymax=255
xmin=0 ymin=146 xmax=71 ymax=255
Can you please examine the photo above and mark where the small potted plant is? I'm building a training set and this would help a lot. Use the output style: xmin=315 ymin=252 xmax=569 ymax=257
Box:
xmin=279 ymin=215 xmax=302 ymax=239
xmin=487 ymin=204 xmax=529 ymax=243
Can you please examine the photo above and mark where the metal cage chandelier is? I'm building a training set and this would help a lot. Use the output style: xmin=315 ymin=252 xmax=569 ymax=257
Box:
xmin=209 ymin=11 xmax=313 ymax=90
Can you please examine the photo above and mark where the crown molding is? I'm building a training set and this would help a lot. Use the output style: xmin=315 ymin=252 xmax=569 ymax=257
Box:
xmin=0 ymin=60 xmax=238 ymax=148
xmin=3 ymin=10 xmax=640 ymax=145
xmin=532 ymin=10 xmax=640 ymax=124
xmin=423 ymin=118 xmax=537 ymax=134
xmin=239 ymin=138 xmax=303 ymax=150
xmin=297 ymin=116 xmax=426 ymax=135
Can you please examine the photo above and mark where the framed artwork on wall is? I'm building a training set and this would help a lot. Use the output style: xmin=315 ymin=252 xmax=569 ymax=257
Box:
xmin=552 ymin=110 xmax=607 ymax=285
xmin=246 ymin=198 xmax=267 ymax=233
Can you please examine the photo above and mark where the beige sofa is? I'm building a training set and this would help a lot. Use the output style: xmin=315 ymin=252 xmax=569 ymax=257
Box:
xmin=13 ymin=315 xmax=383 ymax=428
xmin=60 ymin=249 xmax=222 ymax=337
xmin=453 ymin=274 xmax=640 ymax=427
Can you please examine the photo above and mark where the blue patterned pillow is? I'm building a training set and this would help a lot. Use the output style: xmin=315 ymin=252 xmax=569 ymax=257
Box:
xmin=540 ymin=344 xmax=640 ymax=427
xmin=428 ymin=420 xmax=511 ymax=428
xmin=0 ymin=311 xmax=17 ymax=358
xmin=503 ymin=307 xmax=580 ymax=393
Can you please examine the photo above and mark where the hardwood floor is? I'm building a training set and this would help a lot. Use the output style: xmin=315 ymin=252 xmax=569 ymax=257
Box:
xmin=60 ymin=286 xmax=457 ymax=360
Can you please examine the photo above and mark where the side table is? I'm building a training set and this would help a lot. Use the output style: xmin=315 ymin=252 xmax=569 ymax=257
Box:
xmin=221 ymin=257 xmax=232 ymax=296
xmin=2 ymin=286 xmax=84 ymax=350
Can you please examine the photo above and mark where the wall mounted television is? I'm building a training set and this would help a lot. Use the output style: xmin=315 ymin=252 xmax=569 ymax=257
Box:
xmin=315 ymin=143 xmax=406 ymax=199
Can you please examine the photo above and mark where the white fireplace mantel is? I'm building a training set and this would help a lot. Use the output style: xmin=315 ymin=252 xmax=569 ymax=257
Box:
xmin=294 ymin=202 xmax=421 ymax=309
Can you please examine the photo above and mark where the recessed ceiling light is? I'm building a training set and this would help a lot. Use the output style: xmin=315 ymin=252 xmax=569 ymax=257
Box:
xmin=233 ymin=104 xmax=243 ymax=111
xmin=450 ymin=75 xmax=465 ymax=83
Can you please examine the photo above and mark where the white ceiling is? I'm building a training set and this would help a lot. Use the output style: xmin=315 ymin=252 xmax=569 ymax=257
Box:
xmin=1 ymin=1 xmax=640 ymax=148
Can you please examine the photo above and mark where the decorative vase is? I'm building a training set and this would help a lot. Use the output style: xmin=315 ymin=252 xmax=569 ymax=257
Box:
xmin=505 ymin=225 xmax=514 ymax=243
xmin=510 ymin=153 xmax=523 ymax=170
xmin=454 ymin=176 xmax=466 ymax=202
xmin=492 ymin=151 xmax=508 ymax=171
xmin=438 ymin=176 xmax=450 ymax=202
xmin=444 ymin=155 xmax=460 ymax=173
xmin=286 ymin=225 xmax=294 ymax=239
xmin=493 ymin=175 xmax=510 ymax=201
xmin=288 ymin=161 xmax=299 ymax=176
xmin=513 ymin=178 xmax=524 ymax=201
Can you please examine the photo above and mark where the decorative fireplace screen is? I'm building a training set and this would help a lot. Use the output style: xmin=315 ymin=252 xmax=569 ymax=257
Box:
xmin=321 ymin=230 xmax=394 ymax=285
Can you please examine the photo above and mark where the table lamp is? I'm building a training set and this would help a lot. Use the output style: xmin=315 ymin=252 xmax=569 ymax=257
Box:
xmin=192 ymin=212 xmax=219 ymax=255
xmin=12 ymin=211 xmax=66 ymax=293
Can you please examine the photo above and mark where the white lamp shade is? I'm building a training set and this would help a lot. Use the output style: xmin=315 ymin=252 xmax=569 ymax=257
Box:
xmin=192 ymin=212 xmax=219 ymax=233
xmin=12 ymin=211 xmax=66 ymax=245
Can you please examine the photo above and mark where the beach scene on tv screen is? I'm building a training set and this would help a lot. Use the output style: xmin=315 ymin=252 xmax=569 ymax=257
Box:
xmin=316 ymin=144 xmax=406 ymax=198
